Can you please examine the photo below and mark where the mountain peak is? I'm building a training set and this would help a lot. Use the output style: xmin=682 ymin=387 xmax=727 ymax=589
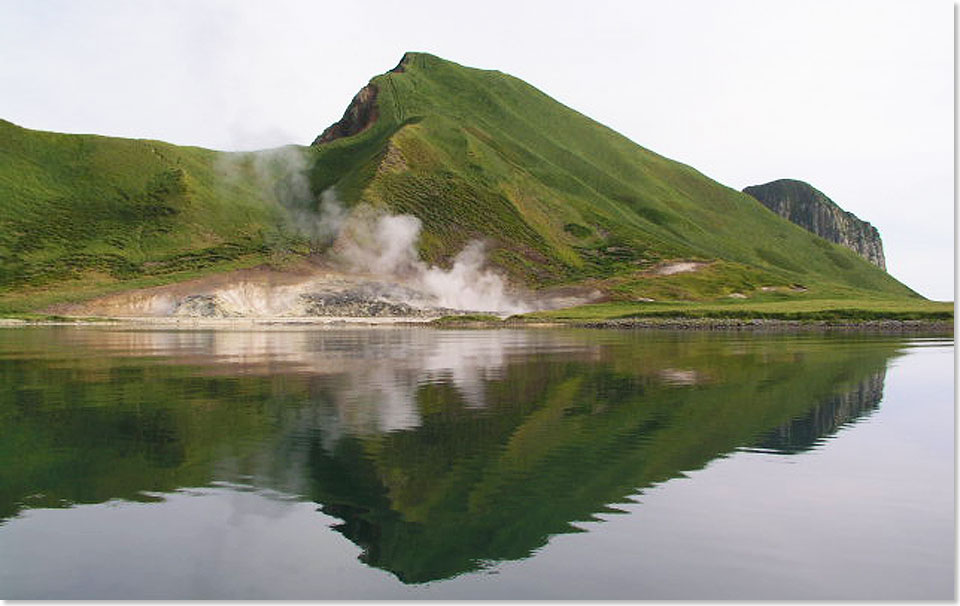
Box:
xmin=312 ymin=52 xmax=436 ymax=146
xmin=304 ymin=55 xmax=910 ymax=298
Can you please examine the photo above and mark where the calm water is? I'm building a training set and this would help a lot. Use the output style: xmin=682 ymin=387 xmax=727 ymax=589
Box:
xmin=0 ymin=326 xmax=953 ymax=599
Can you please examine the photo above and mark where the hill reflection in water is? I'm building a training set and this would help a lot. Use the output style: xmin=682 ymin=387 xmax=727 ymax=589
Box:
xmin=0 ymin=327 xmax=908 ymax=583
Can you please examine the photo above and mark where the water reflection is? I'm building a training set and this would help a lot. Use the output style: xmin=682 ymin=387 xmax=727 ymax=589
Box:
xmin=749 ymin=368 xmax=886 ymax=454
xmin=0 ymin=328 xmax=915 ymax=583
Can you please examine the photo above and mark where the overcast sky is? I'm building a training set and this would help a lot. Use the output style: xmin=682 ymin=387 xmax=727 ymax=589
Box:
xmin=0 ymin=0 xmax=952 ymax=299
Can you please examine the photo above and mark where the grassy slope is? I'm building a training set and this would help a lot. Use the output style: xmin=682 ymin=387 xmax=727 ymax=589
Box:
xmin=0 ymin=52 xmax=939 ymax=316
xmin=311 ymin=52 xmax=921 ymax=304
xmin=0 ymin=119 xmax=310 ymax=313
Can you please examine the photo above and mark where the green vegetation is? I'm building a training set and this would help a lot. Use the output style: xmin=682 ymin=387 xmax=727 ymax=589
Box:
xmin=0 ymin=52 xmax=938 ymax=315
xmin=312 ymin=52 xmax=921 ymax=303
xmin=0 ymin=119 xmax=311 ymax=313
xmin=523 ymin=298 xmax=954 ymax=323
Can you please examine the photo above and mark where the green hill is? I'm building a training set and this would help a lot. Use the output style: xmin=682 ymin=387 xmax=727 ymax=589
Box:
xmin=0 ymin=52 xmax=926 ymax=314
xmin=0 ymin=119 xmax=311 ymax=312
xmin=308 ymin=52 xmax=917 ymax=301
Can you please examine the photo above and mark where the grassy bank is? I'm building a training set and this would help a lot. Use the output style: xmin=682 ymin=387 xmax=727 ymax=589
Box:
xmin=518 ymin=298 xmax=953 ymax=325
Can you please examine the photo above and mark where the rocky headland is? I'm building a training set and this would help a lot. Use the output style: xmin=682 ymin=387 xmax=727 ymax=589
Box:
xmin=743 ymin=179 xmax=886 ymax=270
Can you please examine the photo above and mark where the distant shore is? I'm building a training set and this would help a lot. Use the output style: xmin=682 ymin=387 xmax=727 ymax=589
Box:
xmin=534 ymin=317 xmax=954 ymax=333
xmin=431 ymin=315 xmax=953 ymax=333
xmin=0 ymin=314 xmax=953 ymax=334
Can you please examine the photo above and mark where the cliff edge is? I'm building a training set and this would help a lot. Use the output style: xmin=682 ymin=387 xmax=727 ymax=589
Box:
xmin=743 ymin=179 xmax=886 ymax=270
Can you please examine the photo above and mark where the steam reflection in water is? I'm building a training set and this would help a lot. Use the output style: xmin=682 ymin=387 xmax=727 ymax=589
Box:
xmin=0 ymin=327 xmax=952 ymax=599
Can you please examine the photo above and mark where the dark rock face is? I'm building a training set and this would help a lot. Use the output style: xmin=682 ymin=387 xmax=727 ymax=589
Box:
xmin=300 ymin=292 xmax=417 ymax=317
xmin=297 ymin=282 xmax=470 ymax=317
xmin=743 ymin=179 xmax=886 ymax=270
xmin=312 ymin=83 xmax=379 ymax=146
xmin=300 ymin=292 xmax=434 ymax=317
xmin=389 ymin=52 xmax=411 ymax=73
xmin=312 ymin=54 xmax=414 ymax=146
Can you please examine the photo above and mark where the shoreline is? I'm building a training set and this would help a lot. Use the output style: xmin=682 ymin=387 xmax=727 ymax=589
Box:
xmin=0 ymin=315 xmax=436 ymax=328
xmin=0 ymin=315 xmax=953 ymax=334
xmin=548 ymin=317 xmax=955 ymax=333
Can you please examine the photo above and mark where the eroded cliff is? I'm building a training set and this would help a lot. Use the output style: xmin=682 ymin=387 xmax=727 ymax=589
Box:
xmin=312 ymin=83 xmax=380 ymax=145
xmin=743 ymin=179 xmax=886 ymax=270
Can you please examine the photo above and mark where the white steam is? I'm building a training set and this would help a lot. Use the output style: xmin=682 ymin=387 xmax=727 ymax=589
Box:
xmin=325 ymin=194 xmax=527 ymax=313
xmin=422 ymin=242 xmax=517 ymax=312
xmin=216 ymin=146 xmax=343 ymax=245
xmin=215 ymin=148 xmax=534 ymax=314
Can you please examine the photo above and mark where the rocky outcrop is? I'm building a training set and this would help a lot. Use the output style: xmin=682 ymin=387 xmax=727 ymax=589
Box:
xmin=743 ymin=179 xmax=886 ymax=270
xmin=166 ymin=281 xmax=474 ymax=319
xmin=312 ymin=83 xmax=379 ymax=145
xmin=312 ymin=54 xmax=414 ymax=146
xmin=298 ymin=291 xmax=460 ymax=318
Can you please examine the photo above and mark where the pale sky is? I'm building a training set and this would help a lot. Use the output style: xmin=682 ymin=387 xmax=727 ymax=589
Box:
xmin=0 ymin=0 xmax=953 ymax=299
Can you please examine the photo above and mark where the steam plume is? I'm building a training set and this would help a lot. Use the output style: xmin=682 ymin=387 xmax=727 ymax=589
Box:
xmin=326 ymin=194 xmax=527 ymax=313
xmin=216 ymin=147 xmax=530 ymax=314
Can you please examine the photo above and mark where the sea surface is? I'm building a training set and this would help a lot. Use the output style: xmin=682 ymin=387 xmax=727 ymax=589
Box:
xmin=0 ymin=326 xmax=953 ymax=599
